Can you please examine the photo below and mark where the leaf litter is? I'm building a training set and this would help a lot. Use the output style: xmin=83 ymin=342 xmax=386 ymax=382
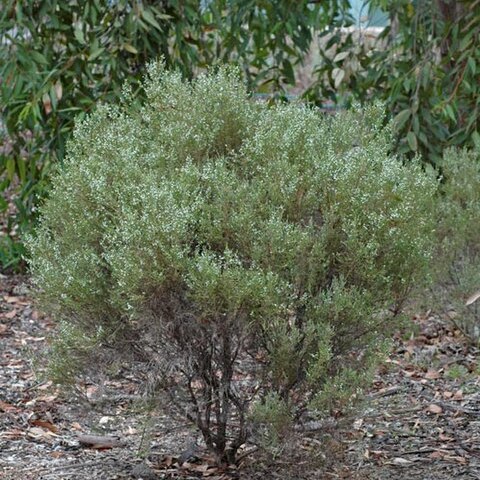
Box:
xmin=1 ymin=274 xmax=480 ymax=479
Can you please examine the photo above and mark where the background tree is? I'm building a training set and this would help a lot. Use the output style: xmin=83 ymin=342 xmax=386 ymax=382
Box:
xmin=315 ymin=0 xmax=480 ymax=163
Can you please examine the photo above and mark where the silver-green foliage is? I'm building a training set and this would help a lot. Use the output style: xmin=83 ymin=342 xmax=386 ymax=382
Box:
xmin=28 ymin=63 xmax=437 ymax=463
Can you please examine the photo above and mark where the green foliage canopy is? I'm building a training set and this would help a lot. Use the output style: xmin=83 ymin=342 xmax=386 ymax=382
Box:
xmin=315 ymin=0 xmax=480 ymax=163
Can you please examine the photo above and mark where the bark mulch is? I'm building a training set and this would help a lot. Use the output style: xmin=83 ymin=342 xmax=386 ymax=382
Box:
xmin=1 ymin=274 xmax=479 ymax=479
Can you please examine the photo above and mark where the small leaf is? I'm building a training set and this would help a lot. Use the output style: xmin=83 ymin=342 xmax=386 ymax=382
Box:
xmin=123 ymin=43 xmax=138 ymax=54
xmin=74 ymin=26 xmax=86 ymax=45
xmin=282 ymin=59 xmax=295 ymax=84
xmin=6 ymin=158 xmax=15 ymax=181
xmin=54 ymin=80 xmax=63 ymax=101
xmin=332 ymin=68 xmax=345 ymax=89
xmin=468 ymin=57 xmax=476 ymax=75
xmin=42 ymin=92 xmax=52 ymax=115
xmin=142 ymin=9 xmax=162 ymax=30
xmin=393 ymin=109 xmax=410 ymax=130
xmin=406 ymin=131 xmax=418 ymax=151
xmin=88 ymin=47 xmax=105 ymax=61
xmin=30 ymin=51 xmax=48 ymax=64
xmin=0 ymin=197 xmax=8 ymax=213
xmin=333 ymin=51 xmax=349 ymax=62
xmin=445 ymin=104 xmax=456 ymax=122
xmin=472 ymin=131 xmax=480 ymax=150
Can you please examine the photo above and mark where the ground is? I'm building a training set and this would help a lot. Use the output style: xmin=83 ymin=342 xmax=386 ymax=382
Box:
xmin=1 ymin=274 xmax=479 ymax=479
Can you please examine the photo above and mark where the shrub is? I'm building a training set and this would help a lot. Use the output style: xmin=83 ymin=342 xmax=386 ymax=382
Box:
xmin=435 ymin=147 xmax=480 ymax=342
xmin=28 ymin=63 xmax=437 ymax=464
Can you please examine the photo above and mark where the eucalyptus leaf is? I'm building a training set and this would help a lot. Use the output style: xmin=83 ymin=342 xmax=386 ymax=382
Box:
xmin=406 ymin=131 xmax=418 ymax=151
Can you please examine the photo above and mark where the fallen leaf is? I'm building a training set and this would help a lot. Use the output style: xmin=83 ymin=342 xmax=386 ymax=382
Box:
xmin=427 ymin=404 xmax=443 ymax=414
xmin=27 ymin=427 xmax=58 ymax=441
xmin=453 ymin=389 xmax=463 ymax=401
xmin=37 ymin=381 xmax=53 ymax=391
xmin=71 ymin=422 xmax=83 ymax=431
xmin=466 ymin=289 xmax=480 ymax=306
xmin=4 ymin=296 xmax=19 ymax=303
xmin=161 ymin=455 xmax=175 ymax=467
xmin=425 ymin=369 xmax=441 ymax=380
xmin=0 ymin=324 xmax=8 ymax=335
xmin=4 ymin=309 xmax=17 ymax=319
xmin=0 ymin=401 xmax=19 ymax=413
xmin=36 ymin=394 xmax=58 ymax=403
xmin=443 ymin=391 xmax=454 ymax=399
xmin=392 ymin=457 xmax=412 ymax=465
xmin=31 ymin=419 xmax=59 ymax=434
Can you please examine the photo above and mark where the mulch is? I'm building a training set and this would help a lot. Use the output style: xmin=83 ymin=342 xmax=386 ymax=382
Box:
xmin=1 ymin=273 xmax=479 ymax=479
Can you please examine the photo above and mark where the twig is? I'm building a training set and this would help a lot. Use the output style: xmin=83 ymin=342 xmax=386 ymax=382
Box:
xmin=235 ymin=446 xmax=259 ymax=463
xmin=400 ymin=446 xmax=457 ymax=455
xmin=434 ymin=401 xmax=480 ymax=416
xmin=385 ymin=405 xmax=424 ymax=415
xmin=17 ymin=460 xmax=111 ymax=473
xmin=369 ymin=386 xmax=403 ymax=398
